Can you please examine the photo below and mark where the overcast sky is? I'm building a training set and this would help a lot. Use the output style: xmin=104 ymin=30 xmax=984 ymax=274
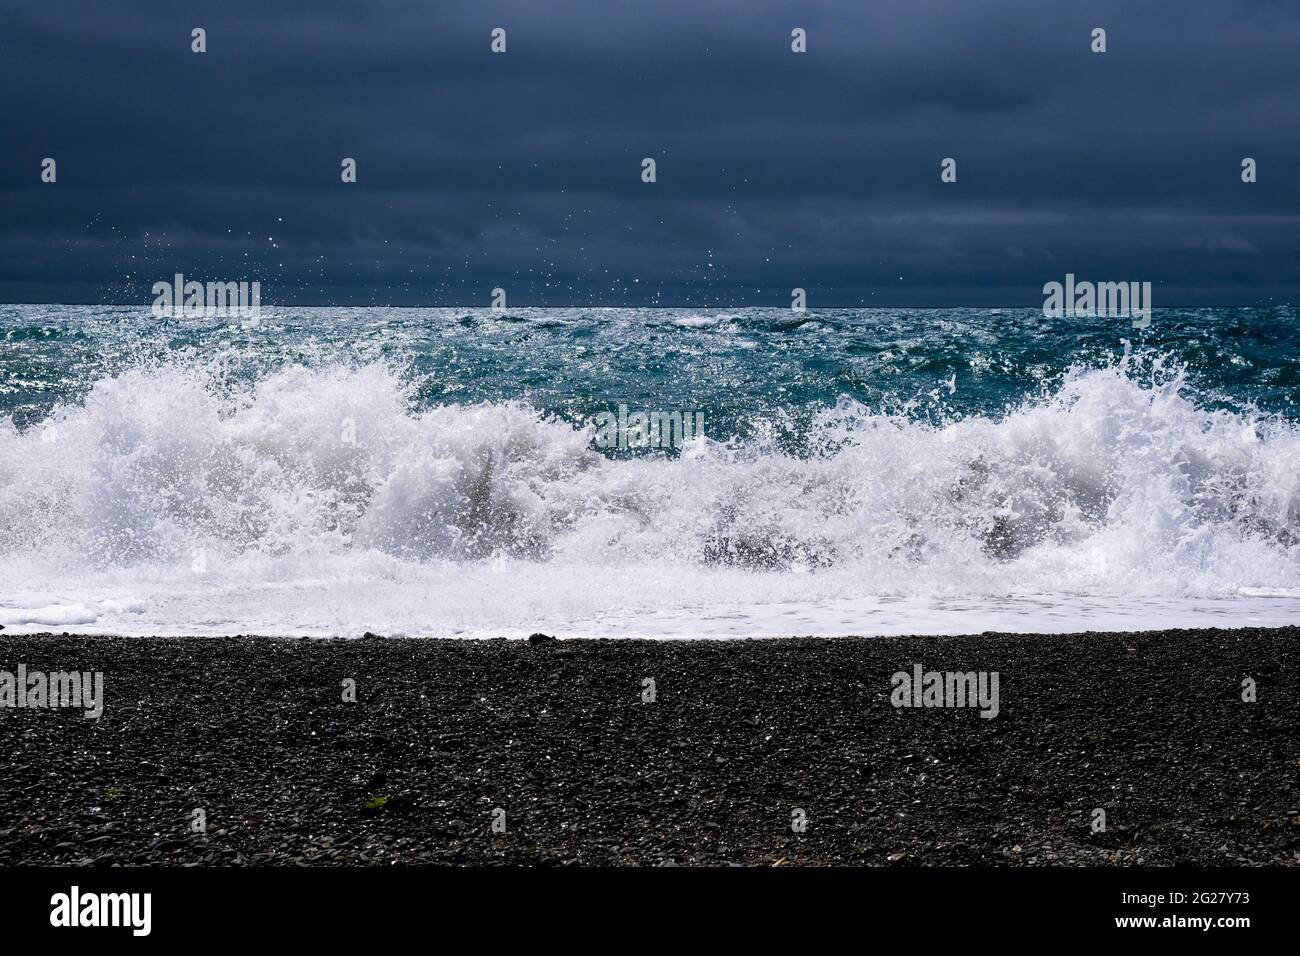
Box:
xmin=2 ymin=0 xmax=1298 ymax=306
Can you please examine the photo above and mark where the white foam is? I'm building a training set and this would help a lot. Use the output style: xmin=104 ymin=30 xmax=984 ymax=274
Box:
xmin=2 ymin=358 xmax=1298 ymax=636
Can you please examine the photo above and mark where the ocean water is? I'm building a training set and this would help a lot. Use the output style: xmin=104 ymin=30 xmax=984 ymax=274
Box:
xmin=2 ymin=304 xmax=1300 ymax=637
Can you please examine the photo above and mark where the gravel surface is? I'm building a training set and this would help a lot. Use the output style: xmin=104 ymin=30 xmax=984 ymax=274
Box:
xmin=1 ymin=628 xmax=1297 ymax=866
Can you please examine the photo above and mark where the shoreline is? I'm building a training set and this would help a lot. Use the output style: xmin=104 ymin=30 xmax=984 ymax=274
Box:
xmin=1 ymin=626 xmax=1297 ymax=866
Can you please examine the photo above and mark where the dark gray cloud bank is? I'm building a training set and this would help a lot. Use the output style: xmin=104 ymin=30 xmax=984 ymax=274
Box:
xmin=2 ymin=0 xmax=1298 ymax=307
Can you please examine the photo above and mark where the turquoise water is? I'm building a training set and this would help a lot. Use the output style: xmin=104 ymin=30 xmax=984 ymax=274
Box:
xmin=4 ymin=305 xmax=1299 ymax=434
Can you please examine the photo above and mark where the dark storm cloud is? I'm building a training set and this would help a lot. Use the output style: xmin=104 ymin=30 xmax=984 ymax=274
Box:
xmin=1 ymin=0 xmax=1298 ymax=306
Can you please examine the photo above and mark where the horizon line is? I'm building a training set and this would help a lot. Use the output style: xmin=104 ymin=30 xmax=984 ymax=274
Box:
xmin=1 ymin=301 xmax=1294 ymax=311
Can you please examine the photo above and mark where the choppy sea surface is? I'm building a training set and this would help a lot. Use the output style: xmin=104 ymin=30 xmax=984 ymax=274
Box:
xmin=3 ymin=304 xmax=1300 ymax=637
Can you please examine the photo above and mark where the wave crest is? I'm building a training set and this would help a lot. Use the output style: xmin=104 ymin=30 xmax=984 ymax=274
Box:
xmin=3 ymin=358 xmax=1299 ymax=600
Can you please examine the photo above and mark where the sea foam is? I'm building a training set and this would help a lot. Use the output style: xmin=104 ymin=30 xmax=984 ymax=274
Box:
xmin=2 ymin=354 xmax=1299 ymax=635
